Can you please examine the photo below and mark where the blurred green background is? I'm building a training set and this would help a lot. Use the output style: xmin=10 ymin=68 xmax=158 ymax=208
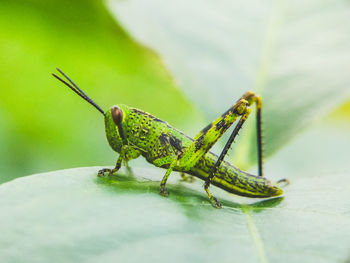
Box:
xmin=0 ymin=0 xmax=204 ymax=183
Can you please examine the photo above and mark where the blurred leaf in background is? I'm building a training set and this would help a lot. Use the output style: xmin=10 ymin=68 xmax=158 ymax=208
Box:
xmin=108 ymin=0 xmax=350 ymax=168
xmin=0 ymin=0 xmax=203 ymax=183
xmin=331 ymin=100 xmax=350 ymax=121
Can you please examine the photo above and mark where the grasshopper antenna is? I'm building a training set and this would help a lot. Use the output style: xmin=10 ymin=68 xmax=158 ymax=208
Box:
xmin=52 ymin=68 xmax=105 ymax=115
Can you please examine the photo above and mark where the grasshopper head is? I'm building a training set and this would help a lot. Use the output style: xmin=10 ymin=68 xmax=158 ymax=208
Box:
xmin=104 ymin=105 xmax=130 ymax=153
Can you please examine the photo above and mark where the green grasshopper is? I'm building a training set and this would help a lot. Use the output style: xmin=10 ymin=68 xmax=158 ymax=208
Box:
xmin=52 ymin=68 xmax=284 ymax=208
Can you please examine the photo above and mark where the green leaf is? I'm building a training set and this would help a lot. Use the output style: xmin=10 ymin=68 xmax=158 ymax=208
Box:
xmin=0 ymin=170 xmax=348 ymax=262
xmin=1 ymin=122 xmax=350 ymax=263
xmin=107 ymin=0 xmax=350 ymax=167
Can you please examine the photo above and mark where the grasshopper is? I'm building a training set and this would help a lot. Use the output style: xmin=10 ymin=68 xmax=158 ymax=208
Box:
xmin=52 ymin=68 xmax=284 ymax=208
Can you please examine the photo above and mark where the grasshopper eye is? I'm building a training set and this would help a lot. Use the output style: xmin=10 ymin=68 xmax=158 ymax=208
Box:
xmin=111 ymin=106 xmax=123 ymax=125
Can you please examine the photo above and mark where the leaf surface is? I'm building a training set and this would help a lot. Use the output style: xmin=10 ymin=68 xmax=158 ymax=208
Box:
xmin=1 ymin=123 xmax=350 ymax=263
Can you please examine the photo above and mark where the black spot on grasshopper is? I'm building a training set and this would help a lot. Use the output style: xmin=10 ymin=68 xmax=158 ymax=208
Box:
xmin=193 ymin=123 xmax=212 ymax=152
xmin=215 ymin=119 xmax=226 ymax=130
xmin=159 ymin=133 xmax=169 ymax=144
xmin=195 ymin=134 xmax=204 ymax=152
xmin=201 ymin=123 xmax=212 ymax=135
xmin=159 ymin=133 xmax=183 ymax=153
xmin=221 ymin=108 xmax=232 ymax=117
xmin=169 ymin=135 xmax=183 ymax=152
xmin=141 ymin=128 xmax=149 ymax=135
xmin=221 ymin=104 xmax=241 ymax=118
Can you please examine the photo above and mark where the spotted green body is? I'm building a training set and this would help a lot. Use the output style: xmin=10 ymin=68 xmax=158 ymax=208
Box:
xmin=104 ymin=104 xmax=282 ymax=198
xmin=53 ymin=69 xmax=283 ymax=208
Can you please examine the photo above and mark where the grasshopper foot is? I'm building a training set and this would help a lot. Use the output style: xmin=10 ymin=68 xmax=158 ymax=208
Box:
xmin=209 ymin=196 xmax=222 ymax=209
xmin=97 ymin=168 xmax=118 ymax=177
xmin=180 ymin=173 xmax=195 ymax=183
xmin=98 ymin=168 xmax=110 ymax=177
xmin=160 ymin=186 xmax=169 ymax=197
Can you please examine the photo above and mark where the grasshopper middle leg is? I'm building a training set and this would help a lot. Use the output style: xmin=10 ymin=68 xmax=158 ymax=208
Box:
xmin=154 ymin=155 xmax=178 ymax=196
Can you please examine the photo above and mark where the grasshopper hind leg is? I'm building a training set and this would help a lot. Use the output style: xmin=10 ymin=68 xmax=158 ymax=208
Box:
xmin=178 ymin=91 xmax=262 ymax=208
xmin=204 ymin=107 xmax=252 ymax=208
xmin=202 ymin=92 xmax=264 ymax=208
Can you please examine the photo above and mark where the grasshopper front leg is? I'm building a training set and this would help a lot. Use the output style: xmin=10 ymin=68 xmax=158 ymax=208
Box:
xmin=98 ymin=145 xmax=141 ymax=177
xmin=98 ymin=154 xmax=123 ymax=177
